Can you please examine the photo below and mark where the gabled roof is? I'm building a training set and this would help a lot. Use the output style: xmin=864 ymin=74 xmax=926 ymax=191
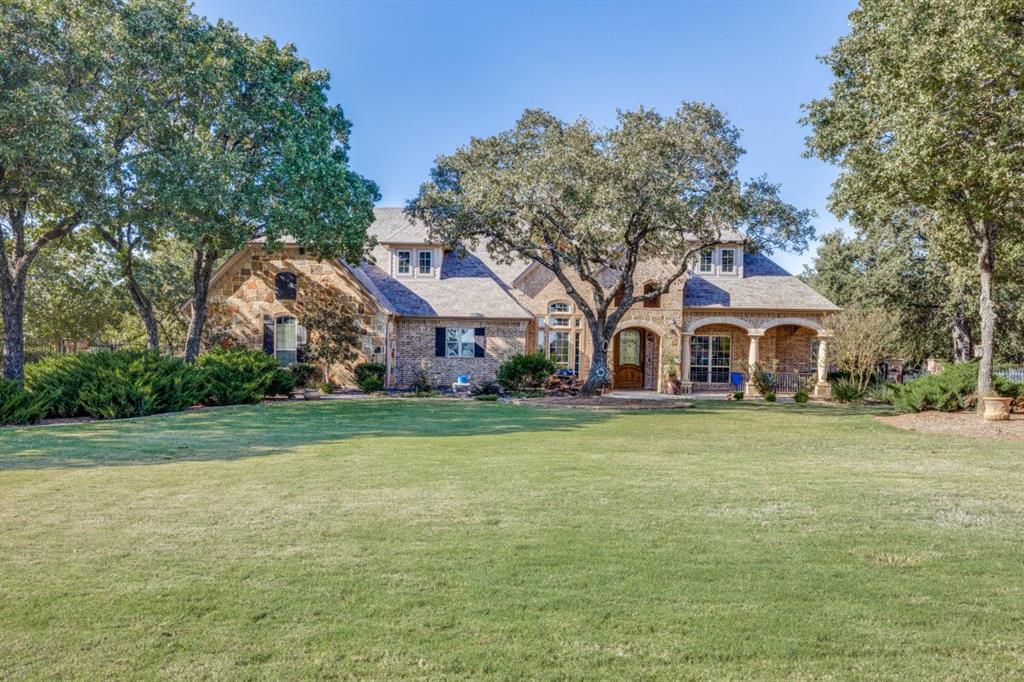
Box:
xmin=683 ymin=252 xmax=839 ymax=311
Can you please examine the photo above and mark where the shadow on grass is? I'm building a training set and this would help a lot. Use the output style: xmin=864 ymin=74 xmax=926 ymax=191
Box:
xmin=683 ymin=399 xmax=895 ymax=419
xmin=0 ymin=399 xmax=613 ymax=471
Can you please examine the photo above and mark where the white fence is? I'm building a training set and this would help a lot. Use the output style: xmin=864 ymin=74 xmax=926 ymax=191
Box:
xmin=997 ymin=367 xmax=1024 ymax=383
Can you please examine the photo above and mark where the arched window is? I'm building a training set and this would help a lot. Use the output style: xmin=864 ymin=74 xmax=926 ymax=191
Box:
xmin=274 ymin=315 xmax=306 ymax=365
xmin=549 ymin=301 xmax=571 ymax=313
xmin=275 ymin=272 xmax=297 ymax=300
xmin=643 ymin=282 xmax=661 ymax=308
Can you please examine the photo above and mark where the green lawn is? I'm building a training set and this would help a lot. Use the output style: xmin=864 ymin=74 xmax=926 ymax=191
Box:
xmin=2 ymin=400 xmax=1022 ymax=680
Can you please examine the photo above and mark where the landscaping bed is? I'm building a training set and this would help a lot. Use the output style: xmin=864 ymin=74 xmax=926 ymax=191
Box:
xmin=878 ymin=410 xmax=1024 ymax=441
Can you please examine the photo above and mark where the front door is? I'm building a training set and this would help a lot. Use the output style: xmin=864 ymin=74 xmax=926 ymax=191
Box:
xmin=614 ymin=328 xmax=644 ymax=389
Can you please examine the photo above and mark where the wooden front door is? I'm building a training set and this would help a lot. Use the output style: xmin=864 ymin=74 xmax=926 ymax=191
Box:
xmin=614 ymin=328 xmax=644 ymax=389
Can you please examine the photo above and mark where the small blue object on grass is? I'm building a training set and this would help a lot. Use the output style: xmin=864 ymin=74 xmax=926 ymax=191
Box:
xmin=730 ymin=372 xmax=744 ymax=388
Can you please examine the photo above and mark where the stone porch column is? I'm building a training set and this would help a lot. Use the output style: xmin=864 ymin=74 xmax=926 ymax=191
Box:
xmin=814 ymin=332 xmax=831 ymax=398
xmin=745 ymin=331 xmax=763 ymax=396
xmin=680 ymin=332 xmax=693 ymax=393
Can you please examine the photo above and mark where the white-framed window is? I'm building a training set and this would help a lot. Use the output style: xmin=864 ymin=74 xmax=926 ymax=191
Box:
xmin=698 ymin=249 xmax=713 ymax=273
xmin=418 ymin=250 xmax=432 ymax=275
xmin=396 ymin=250 xmax=411 ymax=276
xmin=548 ymin=331 xmax=571 ymax=368
xmin=721 ymin=248 xmax=736 ymax=273
xmin=689 ymin=334 xmax=731 ymax=383
xmin=549 ymin=301 xmax=571 ymax=313
xmin=274 ymin=315 xmax=306 ymax=366
xmin=445 ymin=327 xmax=475 ymax=358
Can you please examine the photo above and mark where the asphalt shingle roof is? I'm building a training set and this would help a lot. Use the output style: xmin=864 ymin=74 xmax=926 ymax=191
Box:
xmin=349 ymin=208 xmax=837 ymax=317
xmin=683 ymin=252 xmax=839 ymax=311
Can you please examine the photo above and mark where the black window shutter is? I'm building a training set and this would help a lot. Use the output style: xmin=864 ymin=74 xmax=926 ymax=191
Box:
xmin=474 ymin=327 xmax=486 ymax=357
xmin=296 ymin=344 xmax=306 ymax=363
xmin=275 ymin=272 xmax=297 ymax=300
xmin=262 ymin=316 xmax=274 ymax=355
xmin=434 ymin=327 xmax=445 ymax=357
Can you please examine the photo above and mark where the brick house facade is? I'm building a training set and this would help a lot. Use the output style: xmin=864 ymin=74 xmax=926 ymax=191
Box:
xmin=204 ymin=208 xmax=839 ymax=395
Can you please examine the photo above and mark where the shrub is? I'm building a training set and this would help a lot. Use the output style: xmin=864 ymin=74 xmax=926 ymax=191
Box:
xmin=470 ymin=381 xmax=503 ymax=397
xmin=474 ymin=394 xmax=499 ymax=401
xmin=196 ymin=348 xmax=287 ymax=406
xmin=288 ymin=362 xmax=318 ymax=389
xmin=359 ymin=375 xmax=384 ymax=393
xmin=749 ymin=362 xmax=777 ymax=396
xmin=831 ymin=378 xmax=864 ymax=403
xmin=0 ymin=379 xmax=52 ymax=425
xmin=497 ymin=352 xmax=556 ymax=391
xmin=76 ymin=352 xmax=204 ymax=420
xmin=354 ymin=362 xmax=386 ymax=392
xmin=25 ymin=352 xmax=108 ymax=418
xmin=266 ymin=366 xmax=297 ymax=397
xmin=409 ymin=363 xmax=434 ymax=393
xmin=865 ymin=382 xmax=897 ymax=405
xmin=319 ymin=381 xmax=337 ymax=394
xmin=763 ymin=392 xmax=777 ymax=403
xmin=732 ymin=391 xmax=744 ymax=401
xmin=793 ymin=390 xmax=809 ymax=404
xmin=887 ymin=361 xmax=1020 ymax=413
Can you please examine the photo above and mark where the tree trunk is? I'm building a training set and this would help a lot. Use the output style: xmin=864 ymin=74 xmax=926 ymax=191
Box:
xmin=581 ymin=326 xmax=612 ymax=396
xmin=951 ymin=287 xmax=972 ymax=363
xmin=1 ymin=276 xmax=26 ymax=381
xmin=975 ymin=226 xmax=997 ymax=412
xmin=121 ymin=257 xmax=161 ymax=351
xmin=184 ymin=248 xmax=218 ymax=363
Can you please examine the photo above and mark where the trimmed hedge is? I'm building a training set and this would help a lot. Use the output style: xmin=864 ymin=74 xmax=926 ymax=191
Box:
xmin=354 ymin=362 xmax=386 ymax=393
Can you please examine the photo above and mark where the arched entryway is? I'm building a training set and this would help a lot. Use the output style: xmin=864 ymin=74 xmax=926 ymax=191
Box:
xmin=612 ymin=327 xmax=660 ymax=390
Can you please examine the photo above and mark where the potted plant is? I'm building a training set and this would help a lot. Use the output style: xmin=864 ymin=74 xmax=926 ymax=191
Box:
xmin=981 ymin=395 xmax=1012 ymax=421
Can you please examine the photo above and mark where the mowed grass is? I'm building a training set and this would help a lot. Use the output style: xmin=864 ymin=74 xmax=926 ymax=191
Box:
xmin=1 ymin=400 xmax=1023 ymax=680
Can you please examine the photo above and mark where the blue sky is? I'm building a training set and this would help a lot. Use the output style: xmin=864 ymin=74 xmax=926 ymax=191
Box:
xmin=193 ymin=0 xmax=856 ymax=274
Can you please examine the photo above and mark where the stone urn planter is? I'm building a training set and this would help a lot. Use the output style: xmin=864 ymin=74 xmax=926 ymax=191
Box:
xmin=981 ymin=396 xmax=1012 ymax=421
xmin=303 ymin=388 xmax=321 ymax=401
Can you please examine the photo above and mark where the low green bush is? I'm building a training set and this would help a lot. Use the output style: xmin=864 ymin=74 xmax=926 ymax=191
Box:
xmin=77 ymin=352 xmax=204 ymax=420
xmin=763 ymin=392 xmax=777 ymax=403
xmin=25 ymin=352 xmax=107 ymax=418
xmin=354 ymin=362 xmax=386 ymax=392
xmin=830 ymin=379 xmax=864 ymax=403
xmin=288 ymin=363 xmax=318 ymax=389
xmin=793 ymin=390 xmax=809 ymax=404
xmin=196 ymin=348 xmax=289 ymax=406
xmin=358 ymin=375 xmax=383 ymax=393
xmin=319 ymin=381 xmax=337 ymax=394
xmin=470 ymin=381 xmax=503 ymax=397
xmin=497 ymin=352 xmax=556 ymax=391
xmin=0 ymin=379 xmax=52 ymax=425
xmin=732 ymin=391 xmax=744 ymax=401
xmin=890 ymin=361 xmax=1021 ymax=413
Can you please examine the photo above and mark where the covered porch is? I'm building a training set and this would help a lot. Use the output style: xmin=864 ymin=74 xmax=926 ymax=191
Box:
xmin=680 ymin=316 xmax=832 ymax=397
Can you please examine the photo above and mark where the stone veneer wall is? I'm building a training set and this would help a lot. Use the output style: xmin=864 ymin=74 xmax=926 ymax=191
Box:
xmin=205 ymin=244 xmax=388 ymax=386
xmin=392 ymin=318 xmax=528 ymax=388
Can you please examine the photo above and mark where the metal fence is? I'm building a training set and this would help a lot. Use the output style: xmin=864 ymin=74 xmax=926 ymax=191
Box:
xmin=997 ymin=367 xmax=1024 ymax=383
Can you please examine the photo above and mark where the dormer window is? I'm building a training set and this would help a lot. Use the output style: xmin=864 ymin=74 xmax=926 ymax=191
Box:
xmin=721 ymin=249 xmax=735 ymax=273
xmin=699 ymin=249 xmax=713 ymax=273
xmin=396 ymin=250 xmax=411 ymax=276
xmin=418 ymin=250 xmax=433 ymax=275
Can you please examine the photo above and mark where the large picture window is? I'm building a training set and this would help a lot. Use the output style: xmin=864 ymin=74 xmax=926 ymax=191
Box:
xmin=536 ymin=302 xmax=579 ymax=373
xmin=445 ymin=328 xmax=475 ymax=357
xmin=548 ymin=331 xmax=571 ymax=368
xmin=689 ymin=334 xmax=730 ymax=383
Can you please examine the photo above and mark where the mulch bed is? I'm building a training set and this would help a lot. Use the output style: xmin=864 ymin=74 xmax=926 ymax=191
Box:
xmin=511 ymin=395 xmax=694 ymax=410
xmin=877 ymin=411 xmax=1024 ymax=441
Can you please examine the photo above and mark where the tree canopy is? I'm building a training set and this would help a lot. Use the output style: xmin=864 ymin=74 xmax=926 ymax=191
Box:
xmin=803 ymin=0 xmax=1024 ymax=402
xmin=410 ymin=104 xmax=813 ymax=393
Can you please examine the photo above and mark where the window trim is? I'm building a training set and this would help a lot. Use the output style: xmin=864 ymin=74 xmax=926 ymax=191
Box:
xmin=274 ymin=315 xmax=304 ymax=365
xmin=445 ymin=327 xmax=475 ymax=358
xmin=396 ymin=250 xmax=412 ymax=276
xmin=548 ymin=301 xmax=571 ymax=314
xmin=417 ymin=250 xmax=433 ymax=275
xmin=720 ymin=248 xmax=736 ymax=274
xmin=689 ymin=333 xmax=732 ymax=383
xmin=698 ymin=249 xmax=714 ymax=273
